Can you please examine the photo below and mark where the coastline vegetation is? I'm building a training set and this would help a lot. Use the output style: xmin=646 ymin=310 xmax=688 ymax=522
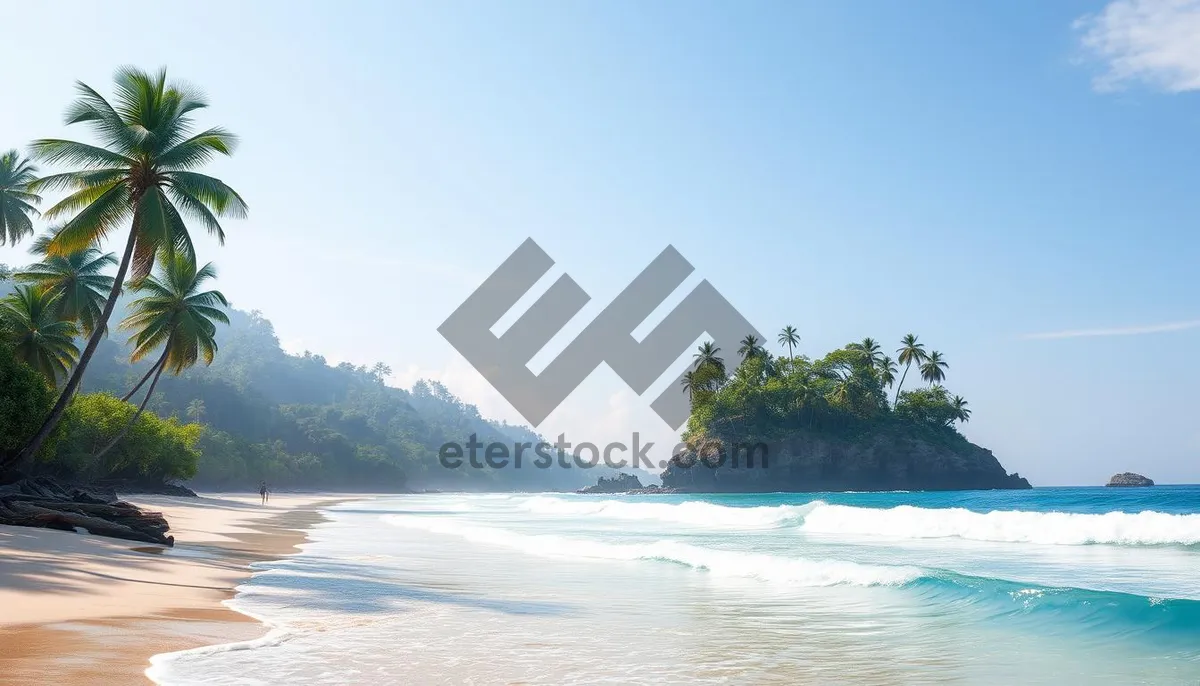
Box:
xmin=0 ymin=66 xmax=584 ymax=494
xmin=682 ymin=329 xmax=973 ymax=448
xmin=0 ymin=66 xmax=240 ymax=487
xmin=0 ymin=65 xmax=979 ymax=496
xmin=81 ymin=306 xmax=587 ymax=491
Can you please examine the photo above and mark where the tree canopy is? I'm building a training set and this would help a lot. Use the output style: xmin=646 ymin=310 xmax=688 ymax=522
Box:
xmin=0 ymin=285 xmax=80 ymax=385
xmin=0 ymin=150 xmax=41 ymax=246
xmin=14 ymin=65 xmax=248 ymax=465
xmin=683 ymin=333 xmax=971 ymax=450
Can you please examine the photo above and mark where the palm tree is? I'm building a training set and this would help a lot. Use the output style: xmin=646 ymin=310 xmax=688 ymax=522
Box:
xmin=12 ymin=67 xmax=246 ymax=466
xmin=878 ymin=355 xmax=898 ymax=389
xmin=16 ymin=236 xmax=117 ymax=337
xmin=848 ymin=337 xmax=884 ymax=368
xmin=0 ymin=286 xmax=80 ymax=385
xmin=789 ymin=382 xmax=821 ymax=425
xmin=952 ymin=395 xmax=971 ymax=423
xmin=894 ymin=334 xmax=928 ymax=404
xmin=186 ymin=398 xmax=207 ymax=423
xmin=680 ymin=370 xmax=698 ymax=402
xmin=777 ymin=325 xmax=799 ymax=358
xmin=830 ymin=372 xmax=853 ymax=406
xmin=738 ymin=334 xmax=764 ymax=360
xmin=93 ymin=256 xmax=229 ymax=459
xmin=920 ymin=350 xmax=948 ymax=386
xmin=693 ymin=341 xmax=725 ymax=377
xmin=0 ymin=150 xmax=41 ymax=246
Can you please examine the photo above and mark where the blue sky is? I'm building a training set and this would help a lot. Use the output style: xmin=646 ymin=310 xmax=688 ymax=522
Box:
xmin=2 ymin=0 xmax=1198 ymax=484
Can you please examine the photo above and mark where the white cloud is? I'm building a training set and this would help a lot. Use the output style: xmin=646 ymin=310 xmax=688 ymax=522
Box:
xmin=1075 ymin=0 xmax=1200 ymax=92
xmin=1023 ymin=318 xmax=1200 ymax=339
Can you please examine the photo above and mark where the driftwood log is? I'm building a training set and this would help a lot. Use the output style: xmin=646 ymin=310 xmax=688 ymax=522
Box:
xmin=0 ymin=476 xmax=174 ymax=546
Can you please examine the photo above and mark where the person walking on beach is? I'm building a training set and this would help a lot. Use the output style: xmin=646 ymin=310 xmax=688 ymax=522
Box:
xmin=259 ymin=480 xmax=269 ymax=505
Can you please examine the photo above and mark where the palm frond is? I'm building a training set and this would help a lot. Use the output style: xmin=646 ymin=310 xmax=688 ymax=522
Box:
xmin=29 ymin=139 xmax=133 ymax=168
xmin=41 ymin=179 xmax=123 ymax=220
xmin=158 ymin=128 xmax=238 ymax=169
xmin=166 ymin=171 xmax=248 ymax=218
xmin=44 ymin=182 xmax=131 ymax=254
xmin=167 ymin=187 xmax=225 ymax=242
xmin=64 ymin=81 xmax=142 ymax=152
xmin=30 ymin=168 xmax=127 ymax=194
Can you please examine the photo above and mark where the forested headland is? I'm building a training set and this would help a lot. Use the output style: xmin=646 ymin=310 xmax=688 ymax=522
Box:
xmin=0 ymin=276 xmax=595 ymax=493
xmin=662 ymin=333 xmax=1030 ymax=491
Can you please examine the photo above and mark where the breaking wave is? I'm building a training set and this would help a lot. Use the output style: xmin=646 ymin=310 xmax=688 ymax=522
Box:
xmin=518 ymin=496 xmax=1200 ymax=546
xmin=381 ymin=514 xmax=920 ymax=587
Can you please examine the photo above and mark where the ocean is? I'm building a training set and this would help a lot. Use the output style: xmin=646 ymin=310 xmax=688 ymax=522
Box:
xmin=148 ymin=488 xmax=1200 ymax=685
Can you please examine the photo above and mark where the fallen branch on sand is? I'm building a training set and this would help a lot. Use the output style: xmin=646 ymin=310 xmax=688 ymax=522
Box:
xmin=0 ymin=477 xmax=174 ymax=546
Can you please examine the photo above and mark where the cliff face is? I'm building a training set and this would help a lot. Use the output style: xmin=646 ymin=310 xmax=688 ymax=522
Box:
xmin=660 ymin=429 xmax=1031 ymax=493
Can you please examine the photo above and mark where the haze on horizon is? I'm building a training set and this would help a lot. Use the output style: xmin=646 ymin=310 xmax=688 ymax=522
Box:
xmin=1 ymin=0 xmax=1197 ymax=486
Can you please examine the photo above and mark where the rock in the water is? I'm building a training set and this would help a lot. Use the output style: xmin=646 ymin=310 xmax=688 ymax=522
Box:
xmin=578 ymin=473 xmax=679 ymax=494
xmin=579 ymin=473 xmax=644 ymax=493
xmin=1106 ymin=472 xmax=1154 ymax=487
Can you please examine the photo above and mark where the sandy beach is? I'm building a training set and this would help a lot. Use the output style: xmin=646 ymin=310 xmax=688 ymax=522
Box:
xmin=0 ymin=493 xmax=343 ymax=685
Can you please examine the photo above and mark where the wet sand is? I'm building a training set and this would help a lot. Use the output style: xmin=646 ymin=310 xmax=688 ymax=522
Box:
xmin=0 ymin=494 xmax=343 ymax=685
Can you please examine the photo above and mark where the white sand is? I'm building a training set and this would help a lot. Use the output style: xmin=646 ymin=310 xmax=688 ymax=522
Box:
xmin=0 ymin=493 xmax=343 ymax=683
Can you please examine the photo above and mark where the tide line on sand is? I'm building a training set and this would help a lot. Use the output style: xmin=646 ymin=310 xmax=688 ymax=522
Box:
xmin=0 ymin=493 xmax=344 ymax=685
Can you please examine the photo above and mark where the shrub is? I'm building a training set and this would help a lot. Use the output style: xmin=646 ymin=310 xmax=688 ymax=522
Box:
xmin=47 ymin=393 xmax=202 ymax=482
xmin=0 ymin=342 xmax=55 ymax=465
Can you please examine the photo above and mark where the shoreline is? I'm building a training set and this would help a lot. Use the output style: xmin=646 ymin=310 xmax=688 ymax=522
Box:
xmin=0 ymin=493 xmax=345 ymax=685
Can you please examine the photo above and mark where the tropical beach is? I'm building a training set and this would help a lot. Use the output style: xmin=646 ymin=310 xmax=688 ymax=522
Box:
xmin=3 ymin=1 xmax=1200 ymax=684
xmin=0 ymin=494 xmax=336 ymax=684
xmin=6 ymin=489 xmax=1200 ymax=684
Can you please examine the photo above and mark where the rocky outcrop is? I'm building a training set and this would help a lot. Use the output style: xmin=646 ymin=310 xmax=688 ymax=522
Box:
xmin=0 ymin=476 xmax=174 ymax=545
xmin=661 ymin=429 xmax=1031 ymax=493
xmin=625 ymin=485 xmax=679 ymax=494
xmin=578 ymin=473 xmax=681 ymax=494
xmin=579 ymin=473 xmax=643 ymax=493
xmin=100 ymin=480 xmax=198 ymax=497
xmin=1106 ymin=472 xmax=1154 ymax=487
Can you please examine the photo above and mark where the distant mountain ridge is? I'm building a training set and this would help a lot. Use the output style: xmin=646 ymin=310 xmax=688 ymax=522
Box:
xmin=67 ymin=302 xmax=602 ymax=492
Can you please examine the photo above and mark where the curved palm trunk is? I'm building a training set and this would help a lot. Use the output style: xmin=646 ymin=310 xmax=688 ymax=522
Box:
xmin=893 ymin=362 xmax=911 ymax=406
xmin=9 ymin=223 xmax=138 ymax=468
xmin=121 ymin=363 xmax=160 ymax=402
xmin=92 ymin=349 xmax=168 ymax=460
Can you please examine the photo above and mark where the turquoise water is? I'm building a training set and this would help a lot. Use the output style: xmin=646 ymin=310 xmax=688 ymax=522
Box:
xmin=151 ymin=488 xmax=1200 ymax=684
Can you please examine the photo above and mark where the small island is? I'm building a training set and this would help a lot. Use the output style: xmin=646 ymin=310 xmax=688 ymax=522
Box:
xmin=579 ymin=473 xmax=677 ymax=494
xmin=661 ymin=333 xmax=1031 ymax=493
xmin=1106 ymin=472 xmax=1154 ymax=487
xmin=580 ymin=473 xmax=643 ymax=493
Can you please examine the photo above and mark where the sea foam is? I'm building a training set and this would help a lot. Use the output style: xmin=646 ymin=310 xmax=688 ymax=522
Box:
xmin=797 ymin=504 xmax=1200 ymax=546
xmin=381 ymin=514 xmax=920 ymax=587
xmin=517 ymin=496 xmax=1200 ymax=546
xmin=518 ymin=496 xmax=817 ymax=528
